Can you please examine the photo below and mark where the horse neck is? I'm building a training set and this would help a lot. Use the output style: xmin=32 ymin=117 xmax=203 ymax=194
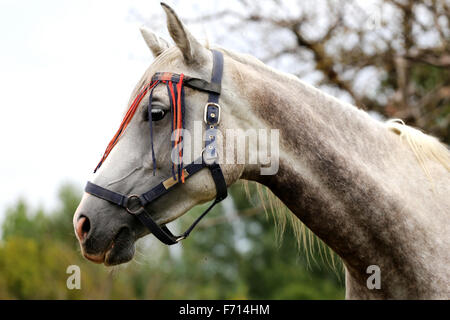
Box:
xmin=235 ymin=60 xmax=449 ymax=298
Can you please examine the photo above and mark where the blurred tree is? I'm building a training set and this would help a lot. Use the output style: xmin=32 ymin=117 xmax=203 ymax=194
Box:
xmin=0 ymin=182 xmax=344 ymax=299
xmin=160 ymin=0 xmax=449 ymax=142
xmin=141 ymin=182 xmax=345 ymax=299
xmin=2 ymin=200 xmax=47 ymax=241
xmin=0 ymin=183 xmax=138 ymax=299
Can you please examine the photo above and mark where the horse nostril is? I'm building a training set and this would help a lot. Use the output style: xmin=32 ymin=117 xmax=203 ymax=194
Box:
xmin=76 ymin=215 xmax=91 ymax=241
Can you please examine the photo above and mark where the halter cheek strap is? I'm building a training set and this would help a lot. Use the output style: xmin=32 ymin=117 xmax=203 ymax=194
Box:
xmin=204 ymin=50 xmax=223 ymax=163
xmin=84 ymin=50 xmax=228 ymax=245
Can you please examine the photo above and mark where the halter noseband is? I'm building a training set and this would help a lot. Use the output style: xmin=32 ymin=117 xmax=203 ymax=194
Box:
xmin=84 ymin=50 xmax=227 ymax=245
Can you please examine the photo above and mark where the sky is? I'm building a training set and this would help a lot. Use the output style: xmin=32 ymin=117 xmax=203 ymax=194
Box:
xmin=0 ymin=0 xmax=245 ymax=222
xmin=0 ymin=0 xmax=166 ymax=219
xmin=0 ymin=0 xmax=384 ymax=222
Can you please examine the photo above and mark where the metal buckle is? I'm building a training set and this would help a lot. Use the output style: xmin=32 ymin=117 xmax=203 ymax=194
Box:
xmin=125 ymin=194 xmax=144 ymax=215
xmin=203 ymin=102 xmax=221 ymax=125
xmin=201 ymin=147 xmax=219 ymax=165
xmin=162 ymin=169 xmax=189 ymax=189
xmin=175 ymin=235 xmax=186 ymax=242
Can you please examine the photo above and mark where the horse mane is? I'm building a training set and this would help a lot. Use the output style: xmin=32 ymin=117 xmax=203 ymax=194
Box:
xmin=385 ymin=119 xmax=450 ymax=181
xmin=242 ymin=118 xmax=450 ymax=271
xmin=241 ymin=180 xmax=341 ymax=271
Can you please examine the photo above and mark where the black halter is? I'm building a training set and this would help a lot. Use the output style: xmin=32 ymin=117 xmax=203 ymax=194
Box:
xmin=84 ymin=50 xmax=228 ymax=245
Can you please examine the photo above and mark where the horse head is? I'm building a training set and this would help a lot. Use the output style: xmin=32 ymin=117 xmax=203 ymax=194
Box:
xmin=73 ymin=3 xmax=253 ymax=265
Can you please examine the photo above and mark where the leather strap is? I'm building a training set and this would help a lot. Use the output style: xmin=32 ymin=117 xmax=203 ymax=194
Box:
xmin=85 ymin=159 xmax=208 ymax=210
xmin=84 ymin=50 xmax=228 ymax=246
xmin=204 ymin=50 xmax=224 ymax=162
xmin=208 ymin=50 xmax=224 ymax=104
xmin=85 ymin=181 xmax=126 ymax=207
xmin=134 ymin=161 xmax=227 ymax=245
xmin=151 ymin=74 xmax=221 ymax=95
xmin=85 ymin=160 xmax=227 ymax=245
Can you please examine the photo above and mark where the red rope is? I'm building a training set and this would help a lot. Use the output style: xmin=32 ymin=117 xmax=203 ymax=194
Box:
xmin=177 ymin=74 xmax=185 ymax=182
xmin=94 ymin=73 xmax=187 ymax=183
xmin=168 ymin=81 xmax=178 ymax=178
xmin=94 ymin=81 xmax=157 ymax=172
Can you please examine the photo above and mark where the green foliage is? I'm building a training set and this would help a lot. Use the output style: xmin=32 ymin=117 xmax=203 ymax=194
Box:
xmin=0 ymin=182 xmax=345 ymax=299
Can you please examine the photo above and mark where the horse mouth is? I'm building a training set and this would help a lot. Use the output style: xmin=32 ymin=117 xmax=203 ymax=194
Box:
xmin=83 ymin=228 xmax=135 ymax=266
xmin=106 ymin=227 xmax=136 ymax=266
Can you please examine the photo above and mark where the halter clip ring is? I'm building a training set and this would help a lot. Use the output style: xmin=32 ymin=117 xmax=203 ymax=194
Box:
xmin=125 ymin=194 xmax=144 ymax=215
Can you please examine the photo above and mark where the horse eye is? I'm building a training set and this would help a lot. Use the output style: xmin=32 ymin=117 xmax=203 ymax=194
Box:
xmin=144 ymin=108 xmax=166 ymax=121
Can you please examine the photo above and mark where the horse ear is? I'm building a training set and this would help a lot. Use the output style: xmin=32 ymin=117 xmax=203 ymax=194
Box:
xmin=161 ymin=2 xmax=207 ymax=64
xmin=140 ymin=26 xmax=170 ymax=58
